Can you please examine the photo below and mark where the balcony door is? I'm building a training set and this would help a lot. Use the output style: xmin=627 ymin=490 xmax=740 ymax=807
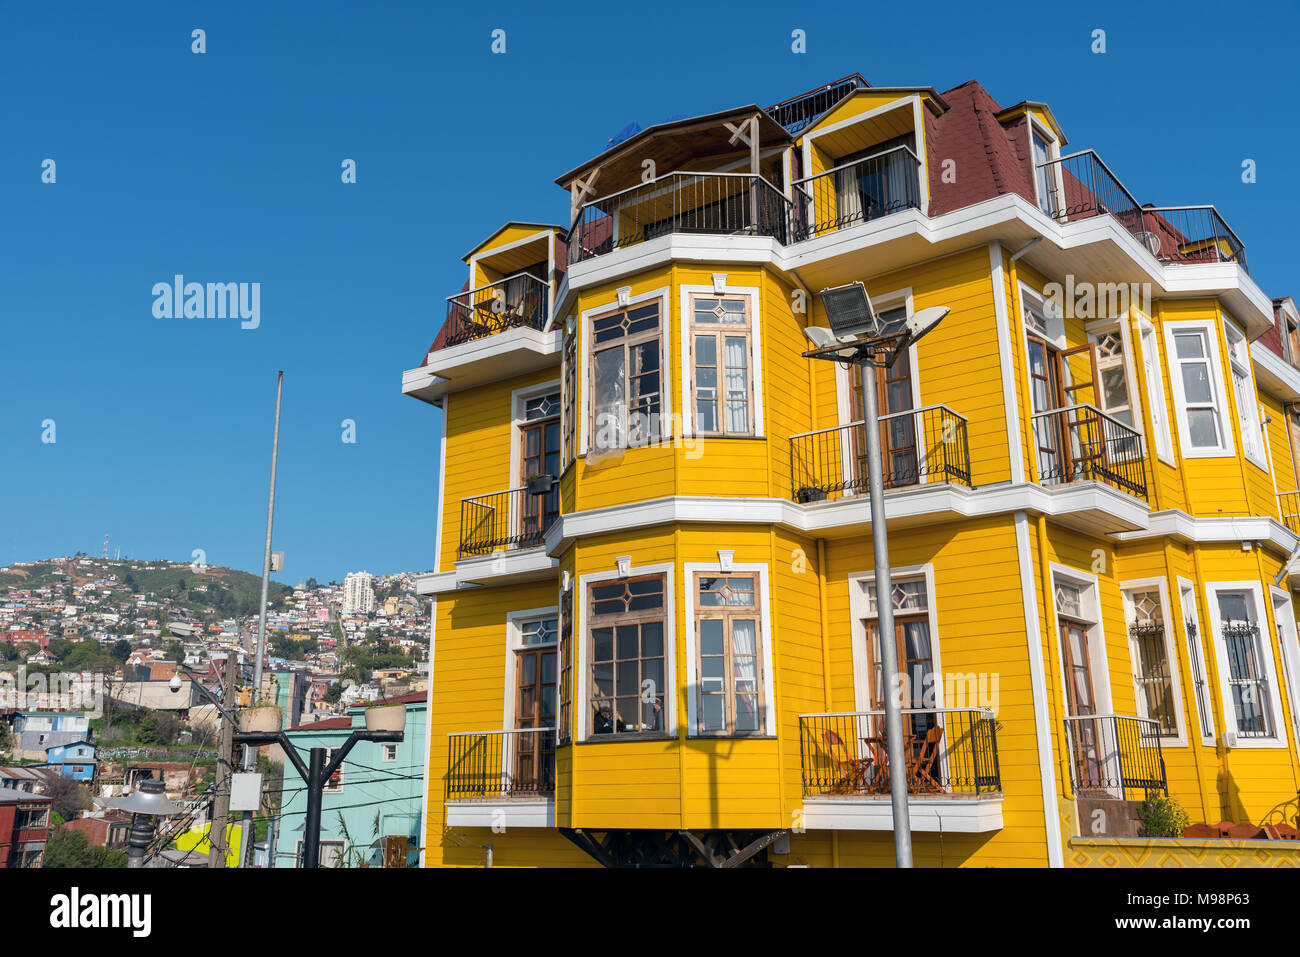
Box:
xmin=513 ymin=638 xmax=557 ymax=793
xmin=834 ymin=133 xmax=916 ymax=228
xmin=850 ymin=317 xmax=916 ymax=490
xmin=1061 ymin=616 xmax=1106 ymax=793
xmin=519 ymin=392 xmax=561 ymax=545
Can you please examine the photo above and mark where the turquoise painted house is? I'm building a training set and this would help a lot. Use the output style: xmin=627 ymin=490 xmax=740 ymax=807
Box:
xmin=273 ymin=691 xmax=426 ymax=868
xmin=43 ymin=740 xmax=97 ymax=782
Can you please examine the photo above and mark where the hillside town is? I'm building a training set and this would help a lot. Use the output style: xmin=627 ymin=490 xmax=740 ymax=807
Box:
xmin=0 ymin=556 xmax=429 ymax=868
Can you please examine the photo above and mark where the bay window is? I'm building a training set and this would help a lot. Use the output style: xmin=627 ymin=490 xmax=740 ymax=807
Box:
xmin=590 ymin=302 xmax=662 ymax=451
xmin=689 ymin=295 xmax=753 ymax=436
xmin=694 ymin=573 xmax=764 ymax=734
xmin=588 ymin=575 xmax=666 ymax=736
xmin=1167 ymin=324 xmax=1231 ymax=455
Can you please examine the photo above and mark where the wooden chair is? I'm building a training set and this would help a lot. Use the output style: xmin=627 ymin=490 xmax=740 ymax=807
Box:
xmin=908 ymin=725 xmax=946 ymax=794
xmin=822 ymin=730 xmax=872 ymax=794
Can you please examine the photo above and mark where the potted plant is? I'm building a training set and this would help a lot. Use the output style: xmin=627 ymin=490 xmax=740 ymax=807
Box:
xmin=238 ymin=704 xmax=283 ymax=733
xmin=1137 ymin=792 xmax=1190 ymax=838
xmin=526 ymin=472 xmax=555 ymax=495
xmin=365 ymin=702 xmax=407 ymax=733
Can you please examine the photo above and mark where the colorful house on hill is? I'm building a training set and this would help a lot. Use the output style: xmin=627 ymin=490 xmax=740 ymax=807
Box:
xmin=43 ymin=740 xmax=97 ymax=782
xmin=402 ymin=71 xmax=1300 ymax=867
xmin=273 ymin=691 xmax=428 ymax=867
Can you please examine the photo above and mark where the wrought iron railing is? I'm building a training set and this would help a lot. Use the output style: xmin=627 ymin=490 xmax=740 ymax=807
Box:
xmin=458 ymin=485 xmax=559 ymax=558
xmin=446 ymin=728 xmax=555 ymax=799
xmin=766 ymin=73 xmax=870 ymax=135
xmin=1035 ymin=151 xmax=1249 ymax=273
xmin=443 ymin=273 xmax=550 ymax=347
xmin=1140 ymin=206 xmax=1248 ymax=271
xmin=792 ymin=146 xmax=922 ymax=240
xmin=1221 ymin=619 xmax=1275 ymax=738
xmin=1278 ymin=491 xmax=1300 ymax=537
xmin=799 ymin=709 xmax=1001 ymax=797
xmin=568 ymin=172 xmax=794 ymax=264
xmin=789 ymin=405 xmax=971 ymax=503
xmin=1030 ymin=404 xmax=1147 ymax=500
xmin=1062 ymin=714 xmax=1166 ymax=798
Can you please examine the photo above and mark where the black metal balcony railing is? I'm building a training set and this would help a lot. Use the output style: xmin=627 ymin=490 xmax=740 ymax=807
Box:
xmin=799 ymin=709 xmax=1001 ymax=797
xmin=789 ymin=405 xmax=971 ymax=503
xmin=1279 ymin=491 xmax=1300 ymax=537
xmin=1142 ymin=206 xmax=1248 ymax=271
xmin=1030 ymin=404 xmax=1147 ymax=501
xmin=1036 ymin=151 xmax=1249 ymax=274
xmin=766 ymin=73 xmax=870 ymax=135
xmin=443 ymin=273 xmax=550 ymax=348
xmin=446 ymin=729 xmax=555 ymax=799
xmin=1063 ymin=714 xmax=1167 ymax=798
xmin=458 ymin=485 xmax=559 ymax=559
xmin=568 ymin=173 xmax=794 ymax=264
xmin=792 ymin=146 xmax=922 ymax=241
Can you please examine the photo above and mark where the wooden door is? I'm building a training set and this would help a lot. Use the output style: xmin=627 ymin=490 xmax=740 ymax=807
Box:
xmin=1027 ymin=335 xmax=1067 ymax=481
xmin=851 ymin=330 xmax=916 ymax=489
xmin=1061 ymin=620 xmax=1103 ymax=791
xmin=513 ymin=648 xmax=556 ymax=791
xmin=519 ymin=415 xmax=561 ymax=543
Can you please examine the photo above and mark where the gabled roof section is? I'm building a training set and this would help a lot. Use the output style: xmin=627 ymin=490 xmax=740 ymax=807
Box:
xmin=995 ymin=100 xmax=1067 ymax=144
xmin=553 ymin=104 xmax=793 ymax=195
xmin=462 ymin=222 xmax=567 ymax=264
xmin=803 ymin=85 xmax=950 ymax=137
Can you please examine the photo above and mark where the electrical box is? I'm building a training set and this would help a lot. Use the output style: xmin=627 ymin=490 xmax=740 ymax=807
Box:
xmin=229 ymin=772 xmax=263 ymax=812
xmin=271 ymin=551 xmax=284 ymax=571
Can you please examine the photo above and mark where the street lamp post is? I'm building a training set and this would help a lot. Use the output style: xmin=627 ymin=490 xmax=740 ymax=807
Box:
xmin=111 ymin=777 xmax=184 ymax=868
xmin=233 ymin=704 xmax=405 ymax=868
xmin=803 ymin=282 xmax=949 ymax=869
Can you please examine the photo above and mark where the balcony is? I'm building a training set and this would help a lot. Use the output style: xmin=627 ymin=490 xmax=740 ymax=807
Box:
xmin=1036 ymin=150 xmax=1248 ymax=273
xmin=443 ymin=272 xmax=550 ymax=347
xmin=798 ymin=709 xmax=1003 ymax=832
xmin=445 ymin=729 xmax=555 ymax=828
xmin=789 ymin=405 xmax=971 ymax=503
xmin=458 ymin=485 xmax=559 ymax=559
xmin=1030 ymin=404 xmax=1147 ymax=501
xmin=791 ymin=145 xmax=923 ymax=241
xmin=1063 ymin=714 xmax=1167 ymax=800
xmin=568 ymin=172 xmax=794 ymax=264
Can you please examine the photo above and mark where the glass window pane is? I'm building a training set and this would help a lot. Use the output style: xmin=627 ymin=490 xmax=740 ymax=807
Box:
xmin=700 ymin=619 xmax=724 ymax=656
xmin=1187 ymin=408 xmax=1219 ymax=448
xmin=1181 ymin=362 xmax=1213 ymax=404
xmin=701 ymin=695 xmax=725 ymax=730
xmin=1175 ymin=333 xmax=1204 ymax=359
xmin=641 ymin=622 xmax=663 ymax=657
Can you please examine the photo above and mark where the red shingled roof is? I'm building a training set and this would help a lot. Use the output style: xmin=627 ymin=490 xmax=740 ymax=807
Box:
xmin=287 ymin=716 xmax=353 ymax=732
xmin=927 ymin=80 xmax=1037 ymax=217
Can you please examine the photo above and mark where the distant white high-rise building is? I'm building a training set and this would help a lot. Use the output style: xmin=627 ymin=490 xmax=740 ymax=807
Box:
xmin=342 ymin=571 xmax=375 ymax=615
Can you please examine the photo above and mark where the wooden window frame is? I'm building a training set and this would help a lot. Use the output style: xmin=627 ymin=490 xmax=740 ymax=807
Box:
xmin=558 ymin=586 xmax=573 ymax=744
xmin=693 ymin=572 xmax=765 ymax=736
xmin=1224 ymin=320 xmax=1267 ymax=469
xmin=586 ymin=573 xmax=668 ymax=738
xmin=562 ymin=326 xmax=577 ymax=468
xmin=588 ymin=302 xmax=663 ymax=451
xmin=1122 ymin=586 xmax=1181 ymax=738
xmin=688 ymin=294 xmax=755 ymax=437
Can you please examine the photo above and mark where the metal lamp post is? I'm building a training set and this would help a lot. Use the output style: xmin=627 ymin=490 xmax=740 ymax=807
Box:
xmin=233 ymin=703 xmax=406 ymax=868
xmin=803 ymin=281 xmax=949 ymax=870
xmin=111 ymin=777 xmax=185 ymax=868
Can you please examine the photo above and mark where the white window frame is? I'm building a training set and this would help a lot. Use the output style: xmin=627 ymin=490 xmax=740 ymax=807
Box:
xmin=323 ymin=746 xmax=344 ymax=792
xmin=509 ymin=380 xmax=562 ymax=490
xmin=1164 ymin=320 xmax=1234 ymax=458
xmin=381 ymin=743 xmax=398 ymax=763
xmin=579 ymin=287 xmax=671 ymax=457
xmin=1270 ymin=586 xmax=1300 ymax=751
xmin=1028 ymin=117 xmax=1064 ymax=218
xmin=1047 ymin=564 xmax=1115 ymax=719
xmin=1120 ymin=578 xmax=1187 ymax=746
xmin=1223 ymin=316 xmax=1268 ymax=471
xmin=1138 ymin=318 xmax=1175 ymax=464
xmin=574 ymin=563 xmax=676 ymax=741
xmin=1177 ymin=576 xmax=1217 ymax=746
xmin=846 ymin=564 xmax=945 ymax=715
xmin=1204 ymin=581 xmax=1287 ymax=748
xmin=678 ymin=283 xmax=764 ymax=438
xmin=502 ymin=605 xmax=559 ymax=734
xmin=683 ymin=561 xmax=776 ymax=737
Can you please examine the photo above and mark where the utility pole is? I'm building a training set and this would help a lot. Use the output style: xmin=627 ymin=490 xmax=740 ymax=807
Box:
xmin=209 ymin=663 xmax=232 ymax=869
xmin=241 ymin=370 xmax=283 ymax=868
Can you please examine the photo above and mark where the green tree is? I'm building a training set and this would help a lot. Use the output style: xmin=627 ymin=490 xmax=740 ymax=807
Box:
xmin=44 ymin=776 xmax=92 ymax=820
xmin=42 ymin=829 xmax=127 ymax=868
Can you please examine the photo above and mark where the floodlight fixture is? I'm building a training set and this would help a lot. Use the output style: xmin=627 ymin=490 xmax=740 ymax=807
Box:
xmin=818 ymin=282 xmax=878 ymax=341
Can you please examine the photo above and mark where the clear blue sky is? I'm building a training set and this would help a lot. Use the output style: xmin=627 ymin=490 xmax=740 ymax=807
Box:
xmin=2 ymin=0 xmax=1296 ymax=583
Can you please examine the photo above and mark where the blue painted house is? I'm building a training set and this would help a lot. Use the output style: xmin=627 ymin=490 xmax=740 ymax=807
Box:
xmin=273 ymin=691 xmax=426 ymax=868
xmin=12 ymin=712 xmax=90 ymax=761
xmin=43 ymin=740 xmax=97 ymax=782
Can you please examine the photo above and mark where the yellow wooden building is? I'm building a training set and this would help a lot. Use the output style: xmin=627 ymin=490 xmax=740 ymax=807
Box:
xmin=402 ymin=74 xmax=1300 ymax=867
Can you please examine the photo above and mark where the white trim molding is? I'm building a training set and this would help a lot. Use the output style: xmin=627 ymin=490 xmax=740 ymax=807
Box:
xmin=1203 ymin=580 xmax=1289 ymax=749
xmin=801 ymin=794 xmax=1004 ymax=832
